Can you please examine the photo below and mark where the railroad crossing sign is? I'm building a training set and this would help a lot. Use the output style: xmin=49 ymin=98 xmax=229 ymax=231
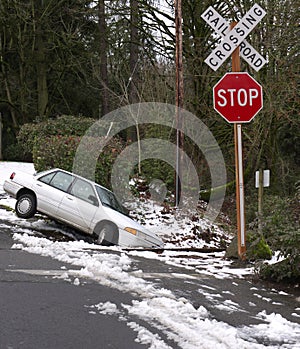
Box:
xmin=213 ymin=72 xmax=263 ymax=123
xmin=201 ymin=4 xmax=267 ymax=71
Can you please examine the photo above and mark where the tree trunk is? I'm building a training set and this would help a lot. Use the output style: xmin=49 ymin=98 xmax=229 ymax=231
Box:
xmin=127 ymin=0 xmax=139 ymax=142
xmin=36 ymin=21 xmax=48 ymax=118
xmin=98 ymin=0 xmax=109 ymax=117
xmin=0 ymin=33 xmax=18 ymax=128
xmin=129 ymin=0 xmax=139 ymax=105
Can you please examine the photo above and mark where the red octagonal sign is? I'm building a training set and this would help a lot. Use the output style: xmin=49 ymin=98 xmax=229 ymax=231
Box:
xmin=213 ymin=72 xmax=263 ymax=123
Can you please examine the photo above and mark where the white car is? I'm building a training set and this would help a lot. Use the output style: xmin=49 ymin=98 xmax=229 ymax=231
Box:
xmin=3 ymin=168 xmax=164 ymax=249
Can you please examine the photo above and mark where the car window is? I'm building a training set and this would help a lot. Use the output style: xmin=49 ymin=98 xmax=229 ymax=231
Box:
xmin=39 ymin=172 xmax=56 ymax=184
xmin=48 ymin=171 xmax=74 ymax=192
xmin=95 ymin=186 xmax=125 ymax=214
xmin=70 ymin=178 xmax=98 ymax=206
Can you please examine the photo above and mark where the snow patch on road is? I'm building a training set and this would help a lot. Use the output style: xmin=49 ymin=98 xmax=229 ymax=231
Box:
xmin=127 ymin=322 xmax=172 ymax=349
xmin=11 ymin=233 xmax=300 ymax=349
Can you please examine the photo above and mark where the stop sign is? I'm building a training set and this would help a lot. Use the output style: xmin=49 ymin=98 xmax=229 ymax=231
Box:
xmin=213 ymin=72 xmax=263 ymax=123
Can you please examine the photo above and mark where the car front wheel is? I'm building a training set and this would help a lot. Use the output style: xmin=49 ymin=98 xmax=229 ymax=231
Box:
xmin=96 ymin=224 xmax=118 ymax=246
xmin=15 ymin=193 xmax=36 ymax=219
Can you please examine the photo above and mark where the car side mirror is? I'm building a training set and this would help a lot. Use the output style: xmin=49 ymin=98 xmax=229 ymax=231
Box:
xmin=88 ymin=195 xmax=99 ymax=206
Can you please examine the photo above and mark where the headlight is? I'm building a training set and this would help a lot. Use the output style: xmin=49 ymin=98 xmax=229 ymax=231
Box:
xmin=124 ymin=227 xmax=137 ymax=235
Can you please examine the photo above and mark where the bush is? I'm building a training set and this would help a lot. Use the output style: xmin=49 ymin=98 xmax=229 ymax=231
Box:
xmin=260 ymin=225 xmax=300 ymax=283
xmin=138 ymin=159 xmax=174 ymax=191
xmin=252 ymin=193 xmax=300 ymax=283
xmin=33 ymin=134 xmax=126 ymax=190
xmin=246 ymin=232 xmax=272 ymax=260
xmin=3 ymin=142 xmax=31 ymax=162
xmin=19 ymin=115 xmax=127 ymax=189
xmin=259 ymin=258 xmax=300 ymax=283
xmin=33 ymin=135 xmax=80 ymax=172
xmin=17 ymin=115 xmax=95 ymax=159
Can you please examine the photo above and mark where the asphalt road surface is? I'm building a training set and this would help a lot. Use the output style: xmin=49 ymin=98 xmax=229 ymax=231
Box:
xmin=1 ymin=213 xmax=300 ymax=349
xmin=0 ymin=232 xmax=157 ymax=349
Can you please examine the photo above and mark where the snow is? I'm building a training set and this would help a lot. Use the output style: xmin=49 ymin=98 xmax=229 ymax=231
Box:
xmin=1 ymin=162 xmax=300 ymax=349
xmin=0 ymin=162 xmax=35 ymax=223
xmin=242 ymin=311 xmax=300 ymax=346
xmin=128 ymin=198 xmax=232 ymax=249
xmin=90 ymin=301 xmax=120 ymax=315
xmin=127 ymin=322 xmax=172 ymax=349
xmin=0 ymin=161 xmax=35 ymax=190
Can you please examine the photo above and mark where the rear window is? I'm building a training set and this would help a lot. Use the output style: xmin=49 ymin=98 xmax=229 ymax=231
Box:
xmin=39 ymin=171 xmax=74 ymax=192
xmin=39 ymin=172 xmax=56 ymax=184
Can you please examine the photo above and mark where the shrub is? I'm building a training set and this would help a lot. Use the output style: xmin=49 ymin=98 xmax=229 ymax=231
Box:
xmin=18 ymin=115 xmax=126 ymax=189
xmin=3 ymin=142 xmax=30 ymax=162
xmin=33 ymin=135 xmax=80 ymax=172
xmin=17 ymin=115 xmax=95 ymax=159
xmin=252 ymin=193 xmax=300 ymax=283
xmin=246 ymin=232 xmax=272 ymax=261
xmin=259 ymin=258 xmax=300 ymax=283
xmin=138 ymin=159 xmax=174 ymax=191
xmin=33 ymin=134 xmax=126 ymax=189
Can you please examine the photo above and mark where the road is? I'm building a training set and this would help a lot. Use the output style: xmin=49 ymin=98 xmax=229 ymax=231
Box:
xmin=0 ymin=229 xmax=158 ymax=348
xmin=1 ymin=210 xmax=300 ymax=348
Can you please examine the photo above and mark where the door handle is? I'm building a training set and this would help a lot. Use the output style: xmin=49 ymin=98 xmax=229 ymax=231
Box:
xmin=36 ymin=183 xmax=43 ymax=187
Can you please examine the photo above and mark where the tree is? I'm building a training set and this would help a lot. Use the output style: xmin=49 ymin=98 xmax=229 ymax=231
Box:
xmin=243 ymin=0 xmax=300 ymax=193
xmin=98 ymin=0 xmax=109 ymax=116
xmin=35 ymin=0 xmax=49 ymax=118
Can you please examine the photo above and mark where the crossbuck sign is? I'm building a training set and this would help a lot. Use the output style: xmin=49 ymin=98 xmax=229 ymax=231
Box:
xmin=201 ymin=4 xmax=267 ymax=71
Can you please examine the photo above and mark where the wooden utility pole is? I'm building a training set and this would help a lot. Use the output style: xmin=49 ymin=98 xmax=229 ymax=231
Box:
xmin=175 ymin=0 xmax=184 ymax=207
xmin=0 ymin=113 xmax=2 ymax=160
xmin=231 ymin=22 xmax=246 ymax=260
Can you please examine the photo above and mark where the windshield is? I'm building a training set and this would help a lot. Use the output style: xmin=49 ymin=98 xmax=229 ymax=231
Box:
xmin=95 ymin=186 xmax=126 ymax=215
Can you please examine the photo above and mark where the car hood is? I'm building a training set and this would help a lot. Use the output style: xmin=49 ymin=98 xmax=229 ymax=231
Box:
xmin=102 ymin=206 xmax=159 ymax=238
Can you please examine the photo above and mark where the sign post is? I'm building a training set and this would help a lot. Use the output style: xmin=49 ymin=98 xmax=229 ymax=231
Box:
xmin=255 ymin=169 xmax=270 ymax=235
xmin=230 ymin=24 xmax=246 ymax=258
xmin=202 ymin=5 xmax=266 ymax=260
xmin=232 ymin=22 xmax=246 ymax=259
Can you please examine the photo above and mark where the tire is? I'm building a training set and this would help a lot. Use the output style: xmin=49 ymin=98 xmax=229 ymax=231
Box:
xmin=96 ymin=224 xmax=118 ymax=246
xmin=15 ymin=193 xmax=36 ymax=219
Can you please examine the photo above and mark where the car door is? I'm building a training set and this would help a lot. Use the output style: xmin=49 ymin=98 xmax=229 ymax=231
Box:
xmin=58 ymin=178 xmax=99 ymax=233
xmin=33 ymin=170 xmax=75 ymax=216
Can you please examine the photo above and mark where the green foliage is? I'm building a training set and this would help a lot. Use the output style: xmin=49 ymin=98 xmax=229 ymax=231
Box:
xmin=17 ymin=115 xmax=95 ymax=158
xmin=138 ymin=159 xmax=174 ymax=191
xmin=259 ymin=258 xmax=300 ymax=283
xmin=246 ymin=232 xmax=272 ymax=261
xmin=3 ymin=143 xmax=29 ymax=162
xmin=19 ymin=115 xmax=126 ymax=189
xmin=250 ymin=193 xmax=300 ymax=283
xmin=276 ymin=228 xmax=300 ymax=265
xmin=33 ymin=134 xmax=125 ymax=189
xmin=33 ymin=135 xmax=80 ymax=173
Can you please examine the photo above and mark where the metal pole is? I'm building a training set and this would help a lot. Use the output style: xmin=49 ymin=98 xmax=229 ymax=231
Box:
xmin=231 ymin=22 xmax=246 ymax=260
xmin=175 ymin=0 xmax=184 ymax=207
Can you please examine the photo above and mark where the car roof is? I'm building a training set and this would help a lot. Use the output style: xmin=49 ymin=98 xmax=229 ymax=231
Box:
xmin=39 ymin=168 xmax=110 ymax=192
